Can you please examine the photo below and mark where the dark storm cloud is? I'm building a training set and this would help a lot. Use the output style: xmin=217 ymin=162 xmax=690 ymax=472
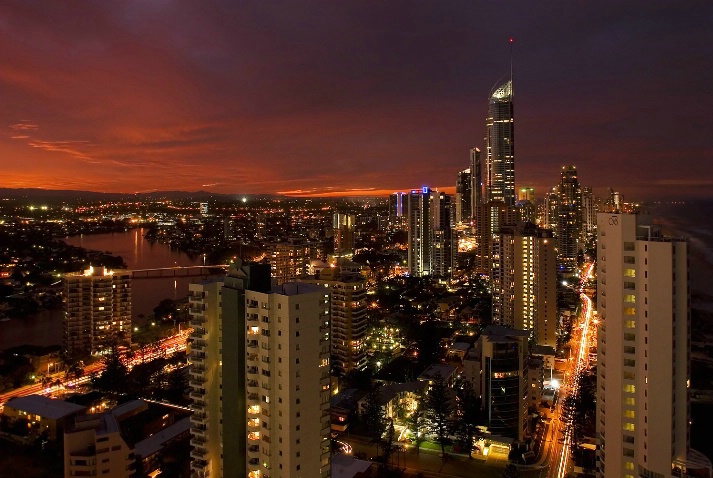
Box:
xmin=0 ymin=0 xmax=711 ymax=197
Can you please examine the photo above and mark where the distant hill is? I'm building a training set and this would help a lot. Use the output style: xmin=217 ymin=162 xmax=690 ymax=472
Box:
xmin=0 ymin=188 xmax=279 ymax=203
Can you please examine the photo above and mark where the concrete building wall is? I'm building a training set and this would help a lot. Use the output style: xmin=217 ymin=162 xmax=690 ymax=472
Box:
xmin=64 ymin=425 xmax=132 ymax=478
xmin=596 ymin=212 xmax=690 ymax=478
xmin=188 ymin=279 xmax=223 ymax=478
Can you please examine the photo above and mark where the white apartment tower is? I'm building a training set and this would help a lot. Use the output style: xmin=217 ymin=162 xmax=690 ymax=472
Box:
xmin=596 ymin=212 xmax=709 ymax=478
xmin=189 ymin=261 xmax=331 ymax=478
xmin=188 ymin=278 xmax=223 ymax=478
xmin=63 ymin=266 xmax=131 ymax=358
xmin=407 ymin=188 xmax=432 ymax=276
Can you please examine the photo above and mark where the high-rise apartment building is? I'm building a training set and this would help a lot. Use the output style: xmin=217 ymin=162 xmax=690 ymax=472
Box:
xmin=471 ymin=147 xmax=483 ymax=219
xmin=189 ymin=262 xmax=331 ymax=478
xmin=431 ymin=191 xmax=453 ymax=276
xmin=407 ymin=188 xmax=453 ymax=277
xmin=484 ymin=80 xmax=515 ymax=207
xmin=266 ymin=239 xmax=317 ymax=284
xmin=332 ymin=213 xmax=355 ymax=257
xmin=596 ymin=212 xmax=709 ymax=478
xmin=456 ymin=168 xmax=472 ymax=224
xmin=543 ymin=187 xmax=559 ymax=229
xmin=492 ymin=222 xmax=556 ymax=348
xmin=557 ymin=166 xmax=582 ymax=271
xmin=388 ymin=192 xmax=407 ymax=229
xmin=475 ymin=201 xmax=518 ymax=278
xmin=407 ymin=188 xmax=432 ymax=276
xmin=188 ymin=277 xmax=223 ymax=478
xmin=518 ymin=187 xmax=534 ymax=202
xmin=302 ymin=267 xmax=367 ymax=375
xmin=464 ymin=325 xmax=529 ymax=441
xmin=63 ymin=266 xmax=131 ymax=358
xmin=582 ymin=187 xmax=596 ymax=234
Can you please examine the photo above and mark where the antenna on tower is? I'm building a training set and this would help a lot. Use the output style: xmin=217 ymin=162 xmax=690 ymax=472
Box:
xmin=509 ymin=37 xmax=514 ymax=96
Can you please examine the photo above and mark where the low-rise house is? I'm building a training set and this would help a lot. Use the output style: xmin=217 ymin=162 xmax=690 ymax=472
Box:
xmin=3 ymin=394 xmax=86 ymax=440
xmin=417 ymin=363 xmax=457 ymax=387
xmin=64 ymin=399 xmax=191 ymax=478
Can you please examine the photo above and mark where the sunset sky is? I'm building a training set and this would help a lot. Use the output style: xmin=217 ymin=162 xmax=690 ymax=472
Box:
xmin=1 ymin=1 xmax=711 ymax=199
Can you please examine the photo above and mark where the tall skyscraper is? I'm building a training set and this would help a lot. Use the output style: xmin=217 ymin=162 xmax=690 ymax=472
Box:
xmin=543 ymin=187 xmax=559 ymax=229
xmin=492 ymin=222 xmax=557 ymax=348
xmin=484 ymin=80 xmax=515 ymax=206
xmin=475 ymin=201 xmax=518 ymax=277
xmin=189 ymin=262 xmax=331 ymax=478
xmin=517 ymin=187 xmax=536 ymax=224
xmin=431 ymin=191 xmax=453 ymax=276
xmin=407 ymin=187 xmax=432 ymax=276
xmin=332 ymin=213 xmax=355 ymax=257
xmin=388 ymin=192 xmax=407 ymax=229
xmin=455 ymin=168 xmax=472 ymax=224
xmin=470 ymin=147 xmax=483 ymax=219
xmin=302 ymin=267 xmax=367 ymax=375
xmin=596 ymin=212 xmax=708 ymax=478
xmin=581 ymin=186 xmax=597 ymax=234
xmin=557 ymin=166 xmax=582 ymax=271
xmin=63 ymin=266 xmax=131 ymax=358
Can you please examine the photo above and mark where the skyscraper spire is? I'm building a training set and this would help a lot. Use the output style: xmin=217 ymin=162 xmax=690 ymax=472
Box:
xmin=509 ymin=37 xmax=514 ymax=97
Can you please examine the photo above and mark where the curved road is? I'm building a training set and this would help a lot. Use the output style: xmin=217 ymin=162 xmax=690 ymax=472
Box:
xmin=0 ymin=329 xmax=192 ymax=410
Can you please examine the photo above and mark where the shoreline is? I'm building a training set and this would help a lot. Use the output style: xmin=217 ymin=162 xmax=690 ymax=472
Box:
xmin=655 ymin=219 xmax=713 ymax=312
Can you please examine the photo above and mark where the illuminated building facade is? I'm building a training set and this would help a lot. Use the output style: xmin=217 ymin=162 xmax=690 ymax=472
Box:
xmin=189 ymin=262 xmax=331 ymax=478
xmin=484 ymin=80 xmax=515 ymax=207
xmin=332 ymin=213 xmax=355 ymax=257
xmin=465 ymin=325 xmax=529 ymax=441
xmin=543 ymin=187 xmax=559 ymax=229
xmin=266 ymin=238 xmax=318 ymax=284
xmin=302 ymin=267 xmax=368 ymax=375
xmin=492 ymin=223 xmax=556 ymax=348
xmin=596 ymin=213 xmax=710 ymax=478
xmin=388 ymin=192 xmax=407 ymax=229
xmin=63 ymin=266 xmax=131 ymax=357
xmin=456 ymin=168 xmax=472 ymax=224
xmin=582 ymin=186 xmax=597 ymax=234
xmin=431 ymin=191 xmax=453 ymax=276
xmin=407 ymin=187 xmax=432 ymax=276
xmin=557 ymin=165 xmax=582 ymax=271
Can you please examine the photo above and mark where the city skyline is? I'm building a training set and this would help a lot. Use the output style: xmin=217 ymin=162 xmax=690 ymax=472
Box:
xmin=1 ymin=1 xmax=712 ymax=199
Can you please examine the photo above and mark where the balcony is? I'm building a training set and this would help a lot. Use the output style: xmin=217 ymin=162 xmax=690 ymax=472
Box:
xmin=190 ymin=376 xmax=206 ymax=387
xmin=191 ymin=412 xmax=208 ymax=424
xmin=190 ymin=389 xmax=205 ymax=401
xmin=192 ymin=434 xmax=207 ymax=445
xmin=189 ymin=304 xmax=206 ymax=315
xmin=190 ymin=315 xmax=207 ymax=327
xmin=191 ymin=353 xmax=206 ymax=364
xmin=190 ymin=364 xmax=206 ymax=374
xmin=191 ymin=328 xmax=209 ymax=340
xmin=191 ymin=447 xmax=208 ymax=460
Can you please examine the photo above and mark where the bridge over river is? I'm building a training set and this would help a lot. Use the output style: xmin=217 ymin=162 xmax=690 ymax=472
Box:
xmin=131 ymin=265 xmax=229 ymax=279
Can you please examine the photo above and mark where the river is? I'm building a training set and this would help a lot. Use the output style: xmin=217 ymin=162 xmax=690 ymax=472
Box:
xmin=0 ymin=228 xmax=210 ymax=350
